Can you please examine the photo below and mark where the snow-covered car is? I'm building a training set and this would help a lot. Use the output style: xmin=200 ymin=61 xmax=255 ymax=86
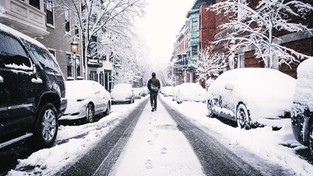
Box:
xmin=141 ymin=87 xmax=148 ymax=97
xmin=172 ymin=85 xmax=180 ymax=102
xmin=133 ymin=87 xmax=143 ymax=99
xmin=175 ymin=83 xmax=208 ymax=104
xmin=61 ymin=80 xmax=111 ymax=123
xmin=111 ymin=83 xmax=134 ymax=104
xmin=291 ymin=58 xmax=313 ymax=157
xmin=207 ymin=68 xmax=296 ymax=129
xmin=161 ymin=86 xmax=174 ymax=97
xmin=0 ymin=23 xmax=67 ymax=148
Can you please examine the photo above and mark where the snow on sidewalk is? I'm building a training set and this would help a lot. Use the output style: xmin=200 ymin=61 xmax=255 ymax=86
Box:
xmin=109 ymin=100 xmax=205 ymax=176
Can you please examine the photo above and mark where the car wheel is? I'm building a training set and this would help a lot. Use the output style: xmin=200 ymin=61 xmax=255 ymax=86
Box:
xmin=86 ymin=103 xmax=95 ymax=123
xmin=104 ymin=102 xmax=111 ymax=116
xmin=207 ymin=99 xmax=214 ymax=118
xmin=308 ymin=122 xmax=313 ymax=158
xmin=236 ymin=103 xmax=251 ymax=130
xmin=34 ymin=103 xmax=58 ymax=148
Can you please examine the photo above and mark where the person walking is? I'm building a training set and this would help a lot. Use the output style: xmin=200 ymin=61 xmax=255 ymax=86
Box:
xmin=147 ymin=72 xmax=161 ymax=112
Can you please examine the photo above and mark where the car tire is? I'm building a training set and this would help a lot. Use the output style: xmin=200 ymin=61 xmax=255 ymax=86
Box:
xmin=308 ymin=122 xmax=313 ymax=158
xmin=86 ymin=103 xmax=95 ymax=123
xmin=33 ymin=103 xmax=58 ymax=148
xmin=104 ymin=102 xmax=111 ymax=116
xmin=207 ymin=99 xmax=214 ymax=118
xmin=236 ymin=103 xmax=251 ymax=130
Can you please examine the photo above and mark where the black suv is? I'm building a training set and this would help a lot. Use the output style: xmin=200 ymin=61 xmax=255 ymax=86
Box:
xmin=0 ymin=23 xmax=67 ymax=148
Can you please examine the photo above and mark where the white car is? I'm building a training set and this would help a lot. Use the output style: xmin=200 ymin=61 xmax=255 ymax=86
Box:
xmin=110 ymin=83 xmax=134 ymax=104
xmin=161 ymin=86 xmax=174 ymax=97
xmin=133 ymin=87 xmax=143 ymax=99
xmin=207 ymin=68 xmax=296 ymax=129
xmin=175 ymin=83 xmax=208 ymax=104
xmin=291 ymin=58 xmax=313 ymax=157
xmin=61 ymin=80 xmax=111 ymax=123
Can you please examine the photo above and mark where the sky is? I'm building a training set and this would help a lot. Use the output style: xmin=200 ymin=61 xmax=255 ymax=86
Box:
xmin=135 ymin=0 xmax=195 ymax=67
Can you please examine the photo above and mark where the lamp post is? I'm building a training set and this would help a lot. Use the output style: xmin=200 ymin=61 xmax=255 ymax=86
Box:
xmin=229 ymin=39 xmax=236 ymax=69
xmin=71 ymin=38 xmax=79 ymax=80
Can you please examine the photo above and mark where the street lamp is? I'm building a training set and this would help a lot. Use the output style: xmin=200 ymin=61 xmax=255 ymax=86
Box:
xmin=71 ymin=38 xmax=79 ymax=80
xmin=228 ymin=39 xmax=236 ymax=69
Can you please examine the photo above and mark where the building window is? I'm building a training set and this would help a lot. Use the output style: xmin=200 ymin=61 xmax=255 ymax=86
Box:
xmin=75 ymin=17 xmax=79 ymax=37
xmin=191 ymin=17 xmax=198 ymax=31
xmin=267 ymin=55 xmax=278 ymax=69
xmin=66 ymin=53 xmax=73 ymax=77
xmin=76 ymin=55 xmax=81 ymax=77
xmin=90 ymin=71 xmax=98 ymax=82
xmin=99 ymin=71 xmax=104 ymax=86
xmin=88 ymin=35 xmax=98 ymax=57
xmin=238 ymin=0 xmax=247 ymax=21
xmin=46 ymin=0 xmax=54 ymax=26
xmin=191 ymin=46 xmax=198 ymax=57
xmin=65 ymin=9 xmax=70 ymax=32
xmin=30 ymin=0 xmax=40 ymax=9
xmin=237 ymin=54 xmax=245 ymax=68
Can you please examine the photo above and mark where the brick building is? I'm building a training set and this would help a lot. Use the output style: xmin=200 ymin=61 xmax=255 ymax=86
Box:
xmin=0 ymin=0 xmax=115 ymax=91
xmin=172 ymin=0 xmax=313 ymax=86
xmin=217 ymin=0 xmax=313 ymax=78
xmin=172 ymin=0 xmax=217 ymax=85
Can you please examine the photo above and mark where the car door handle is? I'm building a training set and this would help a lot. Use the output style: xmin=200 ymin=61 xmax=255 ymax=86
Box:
xmin=0 ymin=76 xmax=3 ymax=83
xmin=31 ymin=77 xmax=43 ymax=84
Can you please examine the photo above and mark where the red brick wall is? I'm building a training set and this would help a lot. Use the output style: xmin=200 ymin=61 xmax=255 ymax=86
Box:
xmin=244 ymin=51 xmax=264 ymax=68
xmin=199 ymin=4 xmax=217 ymax=50
xmin=243 ymin=0 xmax=313 ymax=78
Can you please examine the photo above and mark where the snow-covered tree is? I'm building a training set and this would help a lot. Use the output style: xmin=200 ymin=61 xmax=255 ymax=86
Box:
xmin=55 ymin=0 xmax=146 ymax=79
xmin=209 ymin=0 xmax=313 ymax=68
xmin=197 ymin=44 xmax=227 ymax=88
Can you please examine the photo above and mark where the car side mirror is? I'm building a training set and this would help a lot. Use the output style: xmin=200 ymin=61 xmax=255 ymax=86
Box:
xmin=225 ymin=83 xmax=234 ymax=91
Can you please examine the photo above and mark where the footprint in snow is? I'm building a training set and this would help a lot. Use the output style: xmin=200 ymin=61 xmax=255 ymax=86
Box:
xmin=145 ymin=159 xmax=153 ymax=169
xmin=147 ymin=140 xmax=153 ymax=145
xmin=161 ymin=147 xmax=167 ymax=154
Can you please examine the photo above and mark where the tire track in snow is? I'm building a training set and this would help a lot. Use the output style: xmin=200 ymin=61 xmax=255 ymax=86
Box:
xmin=58 ymin=99 xmax=148 ymax=176
xmin=161 ymin=99 xmax=290 ymax=176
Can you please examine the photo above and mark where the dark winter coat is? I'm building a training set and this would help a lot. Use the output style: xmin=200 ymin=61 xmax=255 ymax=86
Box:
xmin=147 ymin=77 xmax=161 ymax=94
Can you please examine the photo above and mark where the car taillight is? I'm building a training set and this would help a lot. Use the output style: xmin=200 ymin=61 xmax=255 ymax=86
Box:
xmin=77 ymin=99 xmax=84 ymax=102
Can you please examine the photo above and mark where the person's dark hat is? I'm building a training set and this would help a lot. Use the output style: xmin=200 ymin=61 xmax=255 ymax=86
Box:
xmin=152 ymin=72 xmax=156 ymax=77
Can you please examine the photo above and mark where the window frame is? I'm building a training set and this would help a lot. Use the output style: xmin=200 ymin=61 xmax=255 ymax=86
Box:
xmin=65 ymin=9 xmax=70 ymax=33
xmin=237 ymin=54 xmax=245 ymax=68
xmin=29 ymin=0 xmax=40 ymax=9
xmin=46 ymin=0 xmax=55 ymax=27
xmin=66 ymin=53 xmax=73 ymax=78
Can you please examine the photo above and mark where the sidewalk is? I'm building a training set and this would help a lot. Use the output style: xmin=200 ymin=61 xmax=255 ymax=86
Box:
xmin=109 ymin=99 xmax=204 ymax=176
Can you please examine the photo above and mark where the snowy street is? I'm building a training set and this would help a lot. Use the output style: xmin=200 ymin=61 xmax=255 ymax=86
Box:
xmin=2 ymin=95 xmax=313 ymax=175
xmin=1 ymin=0 xmax=313 ymax=176
xmin=110 ymin=97 xmax=204 ymax=176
